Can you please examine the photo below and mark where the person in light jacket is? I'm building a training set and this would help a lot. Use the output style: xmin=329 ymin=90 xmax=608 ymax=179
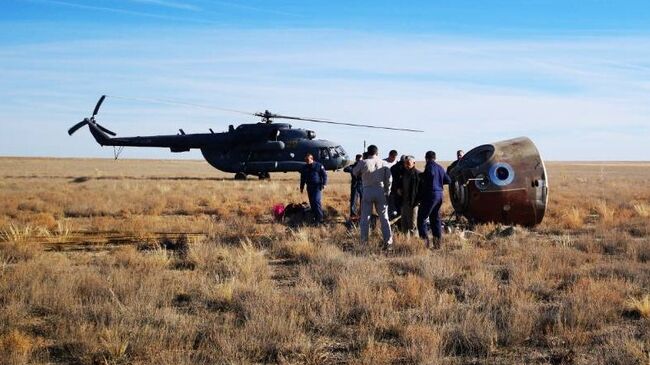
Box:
xmin=353 ymin=145 xmax=393 ymax=249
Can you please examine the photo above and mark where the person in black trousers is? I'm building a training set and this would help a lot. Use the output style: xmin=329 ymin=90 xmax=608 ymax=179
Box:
xmin=417 ymin=151 xmax=451 ymax=249
xmin=343 ymin=153 xmax=363 ymax=218
xmin=300 ymin=153 xmax=327 ymax=224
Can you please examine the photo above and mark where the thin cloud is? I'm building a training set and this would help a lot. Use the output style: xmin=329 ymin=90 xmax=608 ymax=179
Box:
xmin=125 ymin=0 xmax=201 ymax=12
xmin=26 ymin=0 xmax=219 ymax=24
xmin=201 ymin=0 xmax=300 ymax=17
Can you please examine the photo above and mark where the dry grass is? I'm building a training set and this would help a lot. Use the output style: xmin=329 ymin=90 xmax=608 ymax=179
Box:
xmin=0 ymin=157 xmax=649 ymax=364
xmin=625 ymin=295 xmax=650 ymax=319
xmin=633 ymin=201 xmax=649 ymax=218
xmin=561 ymin=207 xmax=585 ymax=229
xmin=0 ymin=330 xmax=35 ymax=365
xmin=0 ymin=224 xmax=37 ymax=242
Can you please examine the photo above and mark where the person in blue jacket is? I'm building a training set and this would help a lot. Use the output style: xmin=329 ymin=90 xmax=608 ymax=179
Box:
xmin=300 ymin=153 xmax=328 ymax=224
xmin=417 ymin=150 xmax=451 ymax=249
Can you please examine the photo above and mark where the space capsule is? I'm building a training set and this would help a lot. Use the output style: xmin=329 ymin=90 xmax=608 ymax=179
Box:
xmin=447 ymin=137 xmax=548 ymax=227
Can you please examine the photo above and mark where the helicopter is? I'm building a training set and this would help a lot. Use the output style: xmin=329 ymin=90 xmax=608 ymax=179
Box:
xmin=68 ymin=95 xmax=423 ymax=180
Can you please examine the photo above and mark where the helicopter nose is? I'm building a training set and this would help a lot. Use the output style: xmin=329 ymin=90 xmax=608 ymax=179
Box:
xmin=339 ymin=157 xmax=350 ymax=168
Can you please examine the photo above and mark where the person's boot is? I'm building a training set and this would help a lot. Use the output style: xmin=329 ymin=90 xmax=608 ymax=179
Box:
xmin=383 ymin=242 xmax=394 ymax=252
xmin=431 ymin=237 xmax=442 ymax=250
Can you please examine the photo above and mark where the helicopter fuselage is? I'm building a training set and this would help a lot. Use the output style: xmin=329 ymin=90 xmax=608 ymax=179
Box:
xmin=200 ymin=123 xmax=349 ymax=173
xmin=83 ymin=120 xmax=350 ymax=176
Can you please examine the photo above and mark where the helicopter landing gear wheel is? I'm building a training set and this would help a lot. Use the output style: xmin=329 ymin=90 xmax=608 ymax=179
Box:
xmin=258 ymin=172 xmax=271 ymax=180
xmin=234 ymin=172 xmax=247 ymax=180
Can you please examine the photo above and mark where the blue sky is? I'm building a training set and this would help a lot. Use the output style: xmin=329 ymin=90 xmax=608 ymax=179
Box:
xmin=1 ymin=0 xmax=649 ymax=161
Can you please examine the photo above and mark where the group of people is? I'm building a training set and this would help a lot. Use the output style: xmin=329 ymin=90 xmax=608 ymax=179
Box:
xmin=300 ymin=145 xmax=464 ymax=250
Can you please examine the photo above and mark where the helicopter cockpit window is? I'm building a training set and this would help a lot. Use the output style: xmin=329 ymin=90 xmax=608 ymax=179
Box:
xmin=329 ymin=147 xmax=338 ymax=158
xmin=320 ymin=148 xmax=330 ymax=160
xmin=335 ymin=146 xmax=345 ymax=156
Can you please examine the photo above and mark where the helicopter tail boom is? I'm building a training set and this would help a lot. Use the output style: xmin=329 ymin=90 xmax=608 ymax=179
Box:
xmin=68 ymin=95 xmax=218 ymax=151
xmin=88 ymin=122 xmax=113 ymax=146
xmin=83 ymin=123 xmax=223 ymax=151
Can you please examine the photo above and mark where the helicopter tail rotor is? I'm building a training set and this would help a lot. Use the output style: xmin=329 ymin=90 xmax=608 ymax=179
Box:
xmin=68 ymin=119 xmax=90 ymax=135
xmin=94 ymin=123 xmax=116 ymax=136
xmin=92 ymin=95 xmax=106 ymax=118
xmin=68 ymin=95 xmax=117 ymax=136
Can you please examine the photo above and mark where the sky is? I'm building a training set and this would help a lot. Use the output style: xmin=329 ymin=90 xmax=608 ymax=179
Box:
xmin=1 ymin=0 xmax=649 ymax=161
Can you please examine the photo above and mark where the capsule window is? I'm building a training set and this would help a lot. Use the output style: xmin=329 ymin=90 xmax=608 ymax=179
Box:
xmin=496 ymin=167 xmax=510 ymax=181
xmin=489 ymin=162 xmax=515 ymax=186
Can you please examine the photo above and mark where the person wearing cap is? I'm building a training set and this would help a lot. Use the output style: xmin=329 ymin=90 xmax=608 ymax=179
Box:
xmin=417 ymin=150 xmax=451 ymax=248
xmin=300 ymin=153 xmax=327 ymax=225
xmin=353 ymin=145 xmax=393 ymax=249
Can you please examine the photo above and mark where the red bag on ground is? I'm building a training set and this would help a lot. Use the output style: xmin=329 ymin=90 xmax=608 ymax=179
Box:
xmin=272 ymin=204 xmax=286 ymax=221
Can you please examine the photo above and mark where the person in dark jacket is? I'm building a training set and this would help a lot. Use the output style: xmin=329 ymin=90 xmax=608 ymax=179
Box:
xmin=398 ymin=155 xmax=420 ymax=234
xmin=446 ymin=149 xmax=464 ymax=174
xmin=300 ymin=153 xmax=328 ymax=224
xmin=417 ymin=150 xmax=451 ymax=248
xmin=343 ymin=154 xmax=363 ymax=218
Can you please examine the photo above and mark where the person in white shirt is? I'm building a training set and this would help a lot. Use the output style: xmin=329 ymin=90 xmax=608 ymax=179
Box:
xmin=353 ymin=145 xmax=393 ymax=249
xmin=383 ymin=149 xmax=398 ymax=168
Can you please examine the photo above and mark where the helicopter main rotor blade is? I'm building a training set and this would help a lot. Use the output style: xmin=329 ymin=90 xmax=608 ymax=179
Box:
xmin=102 ymin=95 xmax=424 ymax=132
xmin=269 ymin=114 xmax=424 ymax=133
xmin=264 ymin=114 xmax=328 ymax=122
xmin=306 ymin=120 xmax=424 ymax=133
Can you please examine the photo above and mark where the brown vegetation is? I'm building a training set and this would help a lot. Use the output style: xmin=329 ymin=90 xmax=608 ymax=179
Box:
xmin=0 ymin=157 xmax=649 ymax=364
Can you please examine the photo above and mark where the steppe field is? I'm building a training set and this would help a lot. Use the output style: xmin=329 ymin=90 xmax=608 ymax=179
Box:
xmin=0 ymin=157 xmax=648 ymax=365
